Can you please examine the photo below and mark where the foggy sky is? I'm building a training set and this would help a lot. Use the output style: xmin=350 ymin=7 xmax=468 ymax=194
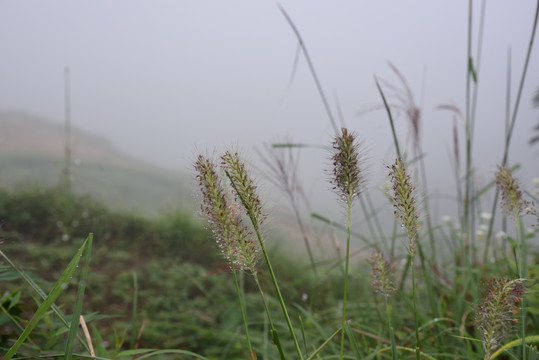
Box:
xmin=0 ymin=1 xmax=538 ymax=221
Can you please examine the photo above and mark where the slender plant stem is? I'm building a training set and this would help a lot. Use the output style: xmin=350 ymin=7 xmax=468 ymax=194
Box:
xmin=231 ymin=265 xmax=255 ymax=359
xmin=514 ymin=216 xmax=527 ymax=357
xmin=292 ymin=203 xmax=319 ymax=283
xmin=411 ymin=253 xmax=420 ymax=360
xmin=416 ymin=143 xmax=436 ymax=262
xmin=385 ymin=299 xmax=397 ymax=360
xmin=253 ymin=273 xmax=286 ymax=360
xmin=484 ymin=1 xmax=539 ymax=263
xmin=278 ymin=4 xmax=338 ymax=136
xmin=226 ymin=171 xmax=304 ymax=360
xmin=375 ymin=76 xmax=401 ymax=159
xmin=340 ymin=196 xmax=352 ymax=360
xmin=463 ymin=0 xmax=473 ymax=260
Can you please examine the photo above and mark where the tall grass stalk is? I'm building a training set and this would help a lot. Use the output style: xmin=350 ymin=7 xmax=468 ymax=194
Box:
xmin=368 ymin=251 xmax=397 ymax=359
xmin=463 ymin=0 xmax=474 ymax=261
xmin=387 ymin=157 xmax=421 ymax=360
xmin=194 ymin=154 xmax=257 ymax=357
xmin=483 ymin=1 xmax=539 ymax=263
xmin=329 ymin=128 xmax=364 ymax=359
xmin=259 ymin=143 xmax=319 ymax=283
xmin=251 ymin=272 xmax=286 ymax=360
xmin=278 ymin=4 xmax=338 ymax=136
xmin=221 ymin=151 xmax=304 ymax=360
xmin=496 ymin=165 xmax=529 ymax=357
xmin=230 ymin=266 xmax=256 ymax=360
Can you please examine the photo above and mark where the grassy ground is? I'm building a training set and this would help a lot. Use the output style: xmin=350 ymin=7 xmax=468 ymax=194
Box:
xmin=2 ymin=3 xmax=539 ymax=360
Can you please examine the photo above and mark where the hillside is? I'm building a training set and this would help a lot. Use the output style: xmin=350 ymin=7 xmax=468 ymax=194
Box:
xmin=0 ymin=111 xmax=195 ymax=216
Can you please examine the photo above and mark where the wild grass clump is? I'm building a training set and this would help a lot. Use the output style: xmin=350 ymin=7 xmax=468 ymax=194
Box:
xmin=477 ymin=278 xmax=527 ymax=360
xmin=2 ymin=3 xmax=539 ymax=359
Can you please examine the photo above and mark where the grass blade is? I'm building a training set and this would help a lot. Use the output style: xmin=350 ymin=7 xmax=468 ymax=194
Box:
xmin=65 ymin=233 xmax=93 ymax=359
xmin=4 ymin=235 xmax=90 ymax=359
xmin=489 ymin=335 xmax=539 ymax=359
xmin=116 ymin=348 xmax=209 ymax=359
xmin=130 ymin=271 xmax=139 ymax=349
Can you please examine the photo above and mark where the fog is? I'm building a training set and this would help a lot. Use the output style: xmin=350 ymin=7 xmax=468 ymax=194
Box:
xmin=0 ymin=1 xmax=538 ymax=226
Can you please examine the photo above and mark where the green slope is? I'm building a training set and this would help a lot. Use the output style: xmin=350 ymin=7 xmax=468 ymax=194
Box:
xmin=0 ymin=112 xmax=194 ymax=216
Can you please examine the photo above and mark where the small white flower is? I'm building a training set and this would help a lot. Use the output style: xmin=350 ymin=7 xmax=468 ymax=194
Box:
xmin=476 ymin=229 xmax=485 ymax=237
xmin=526 ymin=227 xmax=535 ymax=236
xmin=496 ymin=231 xmax=507 ymax=240
xmin=480 ymin=212 xmax=492 ymax=221
xmin=479 ymin=224 xmax=488 ymax=232
xmin=442 ymin=216 xmax=452 ymax=224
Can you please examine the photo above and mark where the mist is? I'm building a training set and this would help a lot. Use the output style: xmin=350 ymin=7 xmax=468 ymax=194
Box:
xmin=0 ymin=1 xmax=538 ymax=225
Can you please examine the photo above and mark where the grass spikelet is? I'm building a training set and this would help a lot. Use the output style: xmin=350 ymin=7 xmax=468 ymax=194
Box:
xmin=496 ymin=166 xmax=525 ymax=218
xmin=330 ymin=127 xmax=364 ymax=360
xmin=194 ymin=154 xmax=260 ymax=273
xmin=217 ymin=150 xmax=304 ymax=359
xmin=330 ymin=128 xmax=364 ymax=203
xmin=368 ymin=251 xmax=396 ymax=299
xmin=221 ymin=150 xmax=265 ymax=229
xmin=387 ymin=157 xmax=419 ymax=252
xmin=476 ymin=278 xmax=526 ymax=360
xmin=387 ymin=156 xmax=421 ymax=360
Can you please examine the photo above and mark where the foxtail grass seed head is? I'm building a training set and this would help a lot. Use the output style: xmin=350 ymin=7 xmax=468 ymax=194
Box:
xmin=195 ymin=154 xmax=229 ymax=240
xmin=387 ymin=157 xmax=419 ymax=253
xmin=496 ymin=166 xmax=525 ymax=218
xmin=221 ymin=151 xmax=266 ymax=228
xmin=368 ymin=251 xmax=396 ymax=299
xmin=194 ymin=154 xmax=260 ymax=273
xmin=330 ymin=128 xmax=364 ymax=203
xmin=476 ymin=278 xmax=526 ymax=360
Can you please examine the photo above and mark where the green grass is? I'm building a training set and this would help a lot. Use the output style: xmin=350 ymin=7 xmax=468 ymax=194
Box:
xmin=2 ymin=3 xmax=539 ymax=359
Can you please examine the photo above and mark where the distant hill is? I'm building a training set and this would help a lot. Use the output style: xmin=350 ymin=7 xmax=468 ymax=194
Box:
xmin=0 ymin=111 xmax=195 ymax=216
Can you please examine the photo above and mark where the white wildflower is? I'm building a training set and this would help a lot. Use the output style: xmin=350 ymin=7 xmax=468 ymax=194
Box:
xmin=480 ymin=212 xmax=492 ymax=221
xmin=442 ymin=216 xmax=452 ymax=224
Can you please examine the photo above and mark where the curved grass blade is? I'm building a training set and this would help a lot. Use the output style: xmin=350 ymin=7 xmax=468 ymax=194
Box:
xmin=345 ymin=322 xmax=362 ymax=359
xmin=0 ymin=250 xmax=70 ymax=328
xmin=116 ymin=348 xmax=209 ymax=359
xmin=305 ymin=326 xmax=341 ymax=360
xmin=371 ymin=346 xmax=437 ymax=360
xmin=4 ymin=234 xmax=90 ymax=359
xmin=311 ymin=212 xmax=375 ymax=246
xmin=489 ymin=335 xmax=539 ymax=360
xmin=65 ymin=233 xmax=93 ymax=359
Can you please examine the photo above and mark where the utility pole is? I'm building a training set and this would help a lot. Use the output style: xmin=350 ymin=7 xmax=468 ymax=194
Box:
xmin=62 ymin=66 xmax=72 ymax=193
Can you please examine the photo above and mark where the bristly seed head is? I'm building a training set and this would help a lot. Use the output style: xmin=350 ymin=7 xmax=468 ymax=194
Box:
xmin=330 ymin=128 xmax=364 ymax=203
xmin=221 ymin=151 xmax=266 ymax=228
xmin=194 ymin=153 xmax=260 ymax=273
xmin=476 ymin=278 xmax=526 ymax=360
xmin=496 ymin=166 xmax=525 ymax=218
xmin=387 ymin=157 xmax=419 ymax=254
xmin=367 ymin=251 xmax=396 ymax=299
